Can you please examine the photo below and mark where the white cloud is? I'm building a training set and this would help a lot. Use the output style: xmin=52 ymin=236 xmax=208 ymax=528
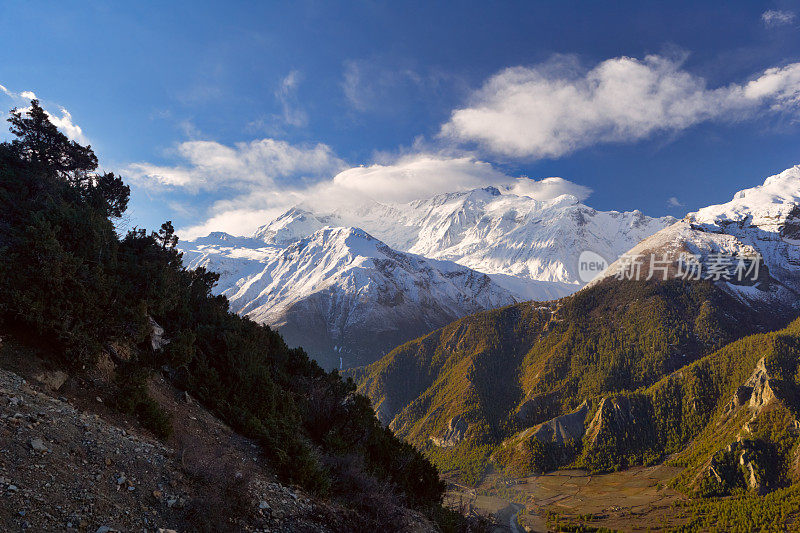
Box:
xmin=667 ymin=196 xmax=685 ymax=208
xmin=44 ymin=106 xmax=87 ymax=144
xmin=1 ymin=85 xmax=37 ymax=101
xmin=312 ymin=156 xmax=592 ymax=209
xmin=741 ymin=63 xmax=800 ymax=109
xmin=762 ymin=9 xmax=795 ymax=27
xmin=509 ymin=176 xmax=592 ymax=201
xmin=328 ymin=155 xmax=508 ymax=203
xmin=180 ymin=204 xmax=289 ymax=239
xmin=127 ymin=138 xmax=346 ymax=192
xmin=440 ymin=55 xmax=800 ymax=159
xmin=144 ymin=143 xmax=593 ymax=239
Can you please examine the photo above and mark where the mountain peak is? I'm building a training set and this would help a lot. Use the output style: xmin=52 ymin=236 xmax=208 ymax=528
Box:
xmin=253 ymin=207 xmax=324 ymax=244
xmin=182 ymin=222 xmax=515 ymax=369
xmin=191 ymin=231 xmax=267 ymax=248
xmin=595 ymin=164 xmax=800 ymax=311
xmin=297 ymin=226 xmax=379 ymax=252
xmin=543 ymin=193 xmax=581 ymax=208
xmin=689 ymin=164 xmax=800 ymax=228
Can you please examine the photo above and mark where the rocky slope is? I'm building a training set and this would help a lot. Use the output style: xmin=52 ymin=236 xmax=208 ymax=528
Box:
xmin=0 ymin=357 xmax=435 ymax=532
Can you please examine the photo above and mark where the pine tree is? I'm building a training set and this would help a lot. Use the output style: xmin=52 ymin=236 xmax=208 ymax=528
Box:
xmin=7 ymin=100 xmax=129 ymax=217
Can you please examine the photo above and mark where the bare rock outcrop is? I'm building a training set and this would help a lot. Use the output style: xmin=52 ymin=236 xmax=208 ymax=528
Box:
xmin=529 ymin=401 xmax=590 ymax=444
xmin=708 ymin=438 xmax=769 ymax=494
xmin=430 ymin=415 xmax=468 ymax=447
xmin=741 ymin=357 xmax=779 ymax=412
xmin=149 ymin=316 xmax=169 ymax=351
xmin=704 ymin=356 xmax=800 ymax=494
xmin=585 ymin=395 xmax=653 ymax=447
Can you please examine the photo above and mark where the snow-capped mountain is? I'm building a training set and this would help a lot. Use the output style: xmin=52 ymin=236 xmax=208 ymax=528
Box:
xmin=180 ymin=186 xmax=676 ymax=368
xmin=252 ymin=186 xmax=676 ymax=297
xmin=598 ymin=165 xmax=800 ymax=312
xmin=182 ymin=226 xmax=516 ymax=369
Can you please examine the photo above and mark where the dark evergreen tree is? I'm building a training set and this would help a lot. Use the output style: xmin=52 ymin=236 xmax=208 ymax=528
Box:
xmin=7 ymin=100 xmax=129 ymax=217
xmin=156 ymin=220 xmax=179 ymax=249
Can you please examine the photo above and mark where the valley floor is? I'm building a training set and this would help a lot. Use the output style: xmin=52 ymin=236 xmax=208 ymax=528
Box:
xmin=445 ymin=465 xmax=688 ymax=532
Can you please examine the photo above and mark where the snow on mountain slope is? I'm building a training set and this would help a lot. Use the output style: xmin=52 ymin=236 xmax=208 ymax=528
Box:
xmin=181 ymin=185 xmax=675 ymax=367
xmin=252 ymin=186 xmax=676 ymax=291
xmin=400 ymin=188 xmax=675 ymax=286
xmin=691 ymin=166 xmax=800 ymax=229
xmin=597 ymin=165 xmax=800 ymax=311
xmin=180 ymin=232 xmax=282 ymax=296
xmin=182 ymin=226 xmax=516 ymax=369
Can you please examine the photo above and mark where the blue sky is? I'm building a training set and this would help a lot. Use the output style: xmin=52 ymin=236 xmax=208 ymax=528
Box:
xmin=2 ymin=1 xmax=800 ymax=238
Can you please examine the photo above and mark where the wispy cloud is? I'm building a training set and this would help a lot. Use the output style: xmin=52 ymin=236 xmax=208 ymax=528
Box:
xmin=667 ymin=196 xmax=685 ymax=208
xmin=0 ymin=84 xmax=35 ymax=103
xmin=762 ymin=9 xmax=795 ymax=27
xmin=247 ymin=70 xmax=309 ymax=134
xmin=440 ymin=55 xmax=800 ymax=159
xmin=275 ymin=70 xmax=308 ymax=127
xmin=341 ymin=58 xmax=434 ymax=113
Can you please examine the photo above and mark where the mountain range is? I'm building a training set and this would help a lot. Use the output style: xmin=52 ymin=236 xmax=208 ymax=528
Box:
xmin=350 ymin=165 xmax=800 ymax=503
xmin=183 ymin=226 xmax=515 ymax=368
xmin=179 ymin=186 xmax=675 ymax=368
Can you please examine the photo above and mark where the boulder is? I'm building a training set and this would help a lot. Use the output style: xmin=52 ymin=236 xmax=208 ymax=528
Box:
xmin=29 ymin=438 xmax=48 ymax=452
xmin=34 ymin=370 xmax=68 ymax=391
xmin=149 ymin=317 xmax=169 ymax=351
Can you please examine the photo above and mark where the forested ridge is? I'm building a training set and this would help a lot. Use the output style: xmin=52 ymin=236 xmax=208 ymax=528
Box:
xmin=0 ymin=103 xmax=477 ymax=531
xmin=357 ymin=277 xmax=788 ymax=481
xmin=356 ymin=258 xmax=800 ymax=529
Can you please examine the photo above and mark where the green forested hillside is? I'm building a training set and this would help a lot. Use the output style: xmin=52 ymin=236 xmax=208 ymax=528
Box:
xmin=524 ymin=318 xmax=800 ymax=531
xmin=356 ymin=276 xmax=794 ymax=483
xmin=356 ymin=252 xmax=800 ymax=529
xmin=0 ymin=103 xmax=471 ymax=531
xmin=573 ymin=320 xmax=800 ymax=479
